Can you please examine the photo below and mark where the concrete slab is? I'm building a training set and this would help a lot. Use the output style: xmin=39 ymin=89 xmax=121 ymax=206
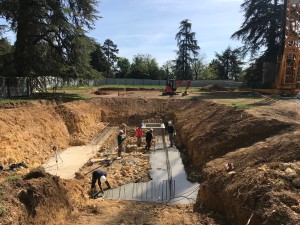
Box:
xmin=43 ymin=127 xmax=116 ymax=179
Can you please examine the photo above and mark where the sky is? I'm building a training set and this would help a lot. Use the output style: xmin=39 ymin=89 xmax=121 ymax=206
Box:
xmin=88 ymin=0 xmax=245 ymax=66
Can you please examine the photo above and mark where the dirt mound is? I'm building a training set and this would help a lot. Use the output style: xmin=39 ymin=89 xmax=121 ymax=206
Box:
xmin=0 ymin=167 xmax=80 ymax=225
xmin=94 ymin=89 xmax=109 ymax=95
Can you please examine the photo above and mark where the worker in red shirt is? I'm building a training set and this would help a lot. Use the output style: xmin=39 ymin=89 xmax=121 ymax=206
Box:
xmin=135 ymin=123 xmax=143 ymax=147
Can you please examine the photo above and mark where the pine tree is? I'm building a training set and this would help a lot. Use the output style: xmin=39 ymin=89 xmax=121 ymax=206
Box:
xmin=175 ymin=19 xmax=200 ymax=80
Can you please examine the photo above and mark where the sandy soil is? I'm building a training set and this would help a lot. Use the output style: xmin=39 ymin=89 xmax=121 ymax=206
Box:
xmin=0 ymin=88 xmax=299 ymax=225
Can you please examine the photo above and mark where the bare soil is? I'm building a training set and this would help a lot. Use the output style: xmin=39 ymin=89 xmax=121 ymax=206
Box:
xmin=0 ymin=88 xmax=299 ymax=225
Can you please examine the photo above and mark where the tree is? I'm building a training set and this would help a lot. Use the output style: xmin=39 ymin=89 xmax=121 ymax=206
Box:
xmin=175 ymin=19 xmax=200 ymax=80
xmin=90 ymin=43 xmax=110 ymax=75
xmin=191 ymin=53 xmax=206 ymax=80
xmin=0 ymin=37 xmax=15 ymax=76
xmin=241 ymin=58 xmax=264 ymax=87
xmin=116 ymin=57 xmax=131 ymax=78
xmin=101 ymin=39 xmax=119 ymax=77
xmin=202 ymin=64 xmax=218 ymax=80
xmin=0 ymin=0 xmax=100 ymax=92
xmin=214 ymin=47 xmax=244 ymax=81
xmin=129 ymin=54 xmax=160 ymax=79
xmin=231 ymin=0 xmax=284 ymax=62
xmin=161 ymin=60 xmax=176 ymax=79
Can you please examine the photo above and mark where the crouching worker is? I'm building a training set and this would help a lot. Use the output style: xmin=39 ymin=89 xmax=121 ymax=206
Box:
xmin=90 ymin=169 xmax=111 ymax=198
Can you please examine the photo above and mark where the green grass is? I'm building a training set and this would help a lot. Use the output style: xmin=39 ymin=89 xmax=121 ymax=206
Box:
xmin=0 ymin=92 xmax=90 ymax=103
xmin=6 ymin=175 xmax=21 ymax=181
xmin=56 ymin=85 xmax=92 ymax=90
xmin=228 ymin=102 xmax=252 ymax=110
xmin=0 ymin=205 xmax=5 ymax=215
xmin=97 ymin=84 xmax=200 ymax=92
xmin=32 ymin=92 xmax=91 ymax=100
xmin=0 ymin=99 xmax=31 ymax=103
xmin=97 ymin=84 xmax=164 ymax=90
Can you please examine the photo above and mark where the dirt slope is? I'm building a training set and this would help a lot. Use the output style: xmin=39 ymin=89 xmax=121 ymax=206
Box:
xmin=0 ymin=100 xmax=104 ymax=169
xmin=173 ymin=99 xmax=300 ymax=225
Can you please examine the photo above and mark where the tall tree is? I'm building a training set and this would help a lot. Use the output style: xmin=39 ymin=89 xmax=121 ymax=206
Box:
xmin=231 ymin=0 xmax=284 ymax=62
xmin=0 ymin=0 xmax=99 ymax=86
xmin=175 ymin=19 xmax=200 ymax=80
xmin=101 ymin=39 xmax=119 ymax=77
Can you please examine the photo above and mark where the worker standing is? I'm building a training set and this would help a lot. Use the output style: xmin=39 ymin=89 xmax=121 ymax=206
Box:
xmin=117 ymin=130 xmax=126 ymax=157
xmin=167 ymin=121 xmax=175 ymax=147
xmin=135 ymin=123 xmax=143 ymax=147
xmin=145 ymin=128 xmax=153 ymax=152
xmin=90 ymin=169 xmax=111 ymax=198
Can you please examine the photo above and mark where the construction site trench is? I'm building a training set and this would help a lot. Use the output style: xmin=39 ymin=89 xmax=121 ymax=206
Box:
xmin=0 ymin=94 xmax=300 ymax=225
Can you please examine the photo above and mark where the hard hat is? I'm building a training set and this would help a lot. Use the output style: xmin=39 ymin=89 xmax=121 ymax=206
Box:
xmin=168 ymin=121 xmax=172 ymax=125
xmin=119 ymin=130 xmax=124 ymax=134
xmin=100 ymin=175 xmax=107 ymax=182
xmin=150 ymin=128 xmax=153 ymax=132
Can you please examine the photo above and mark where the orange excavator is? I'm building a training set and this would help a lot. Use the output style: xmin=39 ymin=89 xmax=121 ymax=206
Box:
xmin=162 ymin=79 xmax=191 ymax=96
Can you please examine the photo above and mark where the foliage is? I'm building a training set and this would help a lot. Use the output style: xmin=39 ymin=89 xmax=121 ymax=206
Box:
xmin=0 ymin=37 xmax=16 ymax=76
xmin=191 ymin=54 xmax=206 ymax=80
xmin=202 ymin=64 xmax=218 ymax=80
xmin=161 ymin=60 xmax=176 ymax=79
xmin=129 ymin=54 xmax=160 ymax=79
xmin=214 ymin=46 xmax=244 ymax=81
xmin=0 ymin=205 xmax=5 ymax=216
xmin=6 ymin=175 xmax=21 ymax=181
xmin=232 ymin=0 xmax=284 ymax=62
xmin=90 ymin=42 xmax=110 ymax=75
xmin=0 ymin=0 xmax=100 ymax=83
xmin=241 ymin=58 xmax=264 ymax=87
xmin=101 ymin=39 xmax=119 ymax=77
xmin=116 ymin=57 xmax=131 ymax=78
xmin=175 ymin=19 xmax=200 ymax=80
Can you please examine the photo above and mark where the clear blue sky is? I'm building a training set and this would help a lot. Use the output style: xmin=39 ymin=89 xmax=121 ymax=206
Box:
xmin=89 ymin=0 xmax=244 ymax=66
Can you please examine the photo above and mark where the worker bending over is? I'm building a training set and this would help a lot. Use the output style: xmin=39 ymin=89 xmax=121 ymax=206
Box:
xmin=91 ymin=169 xmax=111 ymax=198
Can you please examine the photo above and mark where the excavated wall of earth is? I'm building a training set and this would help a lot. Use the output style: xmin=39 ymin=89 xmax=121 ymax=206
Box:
xmin=173 ymin=99 xmax=300 ymax=225
xmin=0 ymin=98 xmax=299 ymax=225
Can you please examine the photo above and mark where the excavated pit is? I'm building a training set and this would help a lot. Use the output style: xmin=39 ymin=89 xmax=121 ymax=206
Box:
xmin=0 ymin=97 xmax=300 ymax=225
